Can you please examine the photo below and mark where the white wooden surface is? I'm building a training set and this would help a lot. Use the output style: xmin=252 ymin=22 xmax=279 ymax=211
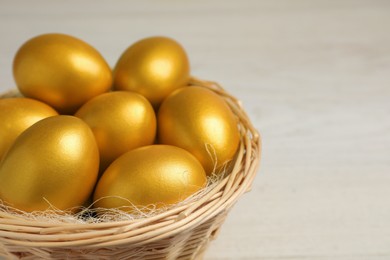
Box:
xmin=1 ymin=1 xmax=390 ymax=259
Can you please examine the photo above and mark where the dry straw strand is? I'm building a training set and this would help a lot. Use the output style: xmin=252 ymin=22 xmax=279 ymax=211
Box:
xmin=0 ymin=77 xmax=261 ymax=259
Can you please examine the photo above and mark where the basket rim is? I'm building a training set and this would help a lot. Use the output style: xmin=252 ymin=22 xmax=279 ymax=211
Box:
xmin=0 ymin=77 xmax=261 ymax=249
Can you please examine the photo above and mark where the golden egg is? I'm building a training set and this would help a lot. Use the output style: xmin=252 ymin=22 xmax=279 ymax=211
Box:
xmin=0 ymin=116 xmax=99 ymax=212
xmin=93 ymin=145 xmax=207 ymax=211
xmin=113 ymin=36 xmax=190 ymax=108
xmin=158 ymin=86 xmax=240 ymax=175
xmin=13 ymin=33 xmax=112 ymax=114
xmin=0 ymin=97 xmax=58 ymax=161
xmin=75 ymin=91 xmax=156 ymax=170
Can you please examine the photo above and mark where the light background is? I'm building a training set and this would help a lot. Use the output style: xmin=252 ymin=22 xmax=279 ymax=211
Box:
xmin=1 ymin=1 xmax=390 ymax=259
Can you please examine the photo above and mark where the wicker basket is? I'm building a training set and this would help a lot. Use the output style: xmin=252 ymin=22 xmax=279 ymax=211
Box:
xmin=0 ymin=77 xmax=261 ymax=260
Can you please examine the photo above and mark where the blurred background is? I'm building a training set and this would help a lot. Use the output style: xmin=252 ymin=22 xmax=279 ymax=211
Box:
xmin=1 ymin=0 xmax=390 ymax=259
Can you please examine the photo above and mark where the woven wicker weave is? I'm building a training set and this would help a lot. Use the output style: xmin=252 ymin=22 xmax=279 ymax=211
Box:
xmin=0 ymin=77 xmax=261 ymax=260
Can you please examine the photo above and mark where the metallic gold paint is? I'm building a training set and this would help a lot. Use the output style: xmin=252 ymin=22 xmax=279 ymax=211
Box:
xmin=93 ymin=145 xmax=207 ymax=211
xmin=113 ymin=36 xmax=190 ymax=108
xmin=0 ymin=98 xmax=58 ymax=161
xmin=75 ymin=91 xmax=156 ymax=170
xmin=157 ymin=86 xmax=240 ymax=175
xmin=13 ymin=33 xmax=112 ymax=114
xmin=0 ymin=116 xmax=99 ymax=212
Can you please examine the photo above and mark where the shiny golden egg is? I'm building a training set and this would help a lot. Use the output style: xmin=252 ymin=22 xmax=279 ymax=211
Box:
xmin=13 ymin=33 xmax=112 ymax=114
xmin=158 ymin=86 xmax=240 ymax=175
xmin=0 ymin=116 xmax=99 ymax=212
xmin=93 ymin=145 xmax=207 ymax=211
xmin=113 ymin=36 xmax=190 ymax=108
xmin=75 ymin=91 xmax=156 ymax=170
xmin=0 ymin=97 xmax=58 ymax=161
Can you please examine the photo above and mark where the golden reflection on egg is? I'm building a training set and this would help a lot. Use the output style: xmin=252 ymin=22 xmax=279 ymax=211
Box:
xmin=0 ymin=116 xmax=99 ymax=212
xmin=0 ymin=97 xmax=58 ymax=161
xmin=13 ymin=33 xmax=112 ymax=114
xmin=158 ymin=86 xmax=240 ymax=175
xmin=93 ymin=145 xmax=207 ymax=212
xmin=75 ymin=91 xmax=156 ymax=170
xmin=113 ymin=36 xmax=190 ymax=108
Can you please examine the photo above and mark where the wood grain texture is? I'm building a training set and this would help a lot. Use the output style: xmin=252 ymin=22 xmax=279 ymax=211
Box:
xmin=0 ymin=0 xmax=390 ymax=259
